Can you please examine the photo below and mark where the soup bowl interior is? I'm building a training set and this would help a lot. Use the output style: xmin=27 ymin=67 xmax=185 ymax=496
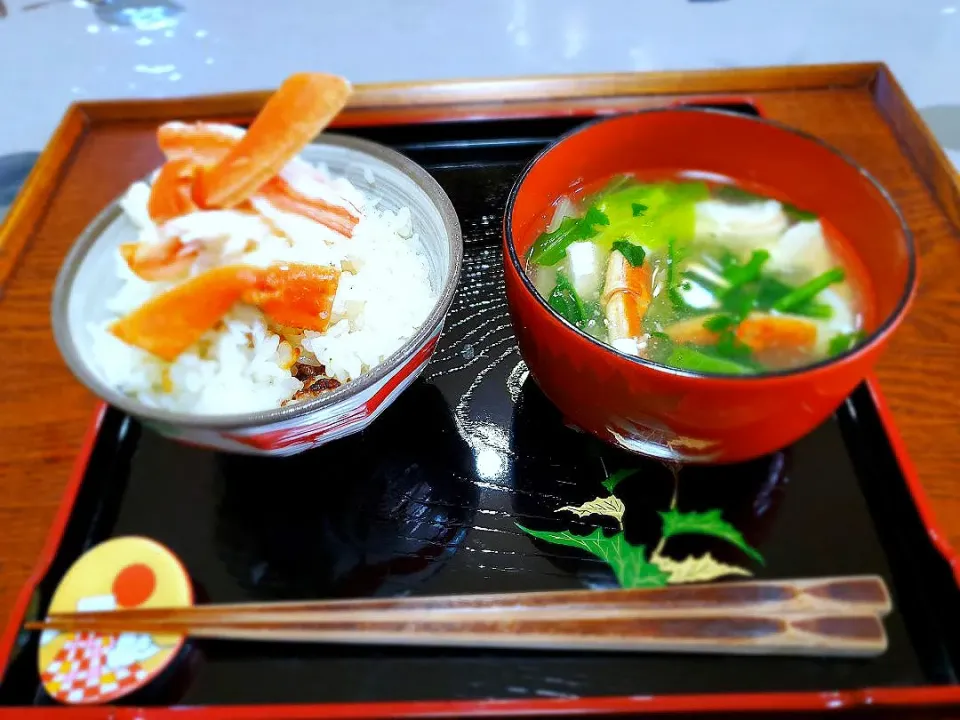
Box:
xmin=504 ymin=108 xmax=915 ymax=464
xmin=53 ymin=134 xmax=463 ymax=452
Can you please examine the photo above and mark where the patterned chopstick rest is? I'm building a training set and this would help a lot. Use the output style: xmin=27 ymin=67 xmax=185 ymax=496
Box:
xmin=38 ymin=536 xmax=192 ymax=704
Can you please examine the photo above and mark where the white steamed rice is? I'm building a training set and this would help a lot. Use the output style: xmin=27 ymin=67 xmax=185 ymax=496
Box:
xmin=88 ymin=162 xmax=438 ymax=415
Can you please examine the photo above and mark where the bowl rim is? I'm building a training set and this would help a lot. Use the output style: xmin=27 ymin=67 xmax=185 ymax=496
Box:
xmin=51 ymin=132 xmax=464 ymax=431
xmin=503 ymin=106 xmax=918 ymax=383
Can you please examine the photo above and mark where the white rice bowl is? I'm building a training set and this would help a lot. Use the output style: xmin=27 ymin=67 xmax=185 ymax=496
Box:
xmin=86 ymin=159 xmax=439 ymax=416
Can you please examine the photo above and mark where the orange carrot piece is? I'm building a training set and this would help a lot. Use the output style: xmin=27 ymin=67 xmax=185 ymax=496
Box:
xmin=259 ymin=177 xmax=359 ymax=237
xmin=245 ymin=263 xmax=340 ymax=332
xmin=737 ymin=314 xmax=818 ymax=352
xmin=666 ymin=314 xmax=818 ymax=352
xmin=157 ymin=122 xmax=243 ymax=165
xmin=197 ymin=73 xmax=352 ymax=208
xmin=148 ymin=158 xmax=201 ymax=225
xmin=110 ymin=265 xmax=260 ymax=361
xmin=662 ymin=319 xmax=714 ymax=346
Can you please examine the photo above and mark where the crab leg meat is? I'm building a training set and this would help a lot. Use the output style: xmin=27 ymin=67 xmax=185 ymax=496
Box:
xmin=197 ymin=73 xmax=352 ymax=209
xmin=110 ymin=265 xmax=261 ymax=361
xmin=156 ymin=121 xmax=245 ymax=166
xmin=147 ymin=157 xmax=201 ymax=225
xmin=258 ymin=177 xmax=359 ymax=237
xmin=119 ymin=237 xmax=199 ymax=282
xmin=110 ymin=263 xmax=341 ymax=361
xmin=245 ymin=263 xmax=341 ymax=332
xmin=603 ymin=250 xmax=653 ymax=344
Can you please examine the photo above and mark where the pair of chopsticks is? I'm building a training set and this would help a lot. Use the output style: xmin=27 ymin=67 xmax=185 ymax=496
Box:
xmin=26 ymin=575 xmax=892 ymax=657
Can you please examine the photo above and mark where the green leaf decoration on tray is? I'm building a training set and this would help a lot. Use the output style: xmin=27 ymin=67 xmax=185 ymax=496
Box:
xmin=601 ymin=468 xmax=637 ymax=493
xmin=517 ymin=526 xmax=670 ymax=589
xmin=518 ymin=462 xmax=765 ymax=588
xmin=659 ymin=507 xmax=765 ymax=565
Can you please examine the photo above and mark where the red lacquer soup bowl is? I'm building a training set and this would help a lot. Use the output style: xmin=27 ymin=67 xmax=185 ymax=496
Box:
xmin=503 ymin=108 xmax=917 ymax=464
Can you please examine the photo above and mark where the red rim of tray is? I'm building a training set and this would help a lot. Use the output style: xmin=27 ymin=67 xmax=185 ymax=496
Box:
xmin=0 ymin=97 xmax=957 ymax=718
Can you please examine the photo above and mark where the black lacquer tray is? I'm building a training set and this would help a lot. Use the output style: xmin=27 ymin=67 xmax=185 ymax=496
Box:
xmin=2 ymin=103 xmax=960 ymax=718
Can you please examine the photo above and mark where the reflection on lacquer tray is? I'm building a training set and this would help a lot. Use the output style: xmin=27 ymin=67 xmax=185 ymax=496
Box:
xmin=213 ymin=382 xmax=478 ymax=600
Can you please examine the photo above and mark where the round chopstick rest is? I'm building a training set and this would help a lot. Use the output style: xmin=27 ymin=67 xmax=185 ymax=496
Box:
xmin=38 ymin=536 xmax=193 ymax=705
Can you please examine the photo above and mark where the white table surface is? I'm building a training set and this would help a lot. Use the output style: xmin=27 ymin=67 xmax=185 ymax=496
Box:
xmin=0 ymin=0 xmax=958 ymax=169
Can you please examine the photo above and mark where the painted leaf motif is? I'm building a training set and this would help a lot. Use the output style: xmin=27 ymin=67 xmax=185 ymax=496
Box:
xmin=517 ymin=525 xmax=669 ymax=589
xmin=651 ymin=552 xmax=753 ymax=584
xmin=602 ymin=468 xmax=637 ymax=493
xmin=659 ymin=508 xmax=764 ymax=565
xmin=557 ymin=496 xmax=626 ymax=529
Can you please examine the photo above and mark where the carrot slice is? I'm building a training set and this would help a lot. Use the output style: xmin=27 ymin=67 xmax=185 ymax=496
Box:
xmin=110 ymin=265 xmax=260 ymax=361
xmin=245 ymin=263 xmax=340 ymax=332
xmin=666 ymin=313 xmax=818 ymax=352
xmin=119 ymin=238 xmax=198 ymax=282
xmin=156 ymin=121 xmax=244 ymax=165
xmin=258 ymin=177 xmax=359 ymax=237
xmin=736 ymin=314 xmax=818 ymax=352
xmin=148 ymin=158 xmax=201 ymax=225
xmin=197 ymin=73 xmax=352 ymax=208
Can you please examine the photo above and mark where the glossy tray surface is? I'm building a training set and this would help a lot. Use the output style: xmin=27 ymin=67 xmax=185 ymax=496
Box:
xmin=2 ymin=104 xmax=959 ymax=710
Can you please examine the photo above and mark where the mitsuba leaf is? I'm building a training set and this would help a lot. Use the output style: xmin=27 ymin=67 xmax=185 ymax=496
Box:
xmin=612 ymin=239 xmax=646 ymax=267
xmin=722 ymin=249 xmax=770 ymax=287
xmin=783 ymin=202 xmax=818 ymax=223
xmin=828 ymin=330 xmax=867 ymax=357
xmin=528 ymin=207 xmax=609 ymax=266
xmin=547 ymin=273 xmax=584 ymax=326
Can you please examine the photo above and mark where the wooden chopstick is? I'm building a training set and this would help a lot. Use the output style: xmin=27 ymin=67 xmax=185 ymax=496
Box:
xmin=30 ymin=574 xmax=891 ymax=627
xmin=28 ymin=611 xmax=889 ymax=658
xmin=29 ymin=612 xmax=886 ymax=657
xmin=25 ymin=576 xmax=891 ymax=658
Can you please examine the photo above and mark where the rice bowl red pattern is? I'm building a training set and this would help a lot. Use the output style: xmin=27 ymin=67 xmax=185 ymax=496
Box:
xmin=219 ymin=334 xmax=439 ymax=453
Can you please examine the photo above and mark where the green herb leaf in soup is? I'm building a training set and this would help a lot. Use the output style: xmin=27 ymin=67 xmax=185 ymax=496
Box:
xmin=528 ymin=207 xmax=610 ymax=267
xmin=666 ymin=345 xmax=754 ymax=375
xmin=722 ymin=249 xmax=770 ymax=287
xmin=772 ymin=267 xmax=845 ymax=313
xmin=547 ymin=273 xmax=585 ymax=326
xmin=783 ymin=202 xmax=818 ymax=223
xmin=828 ymin=329 xmax=867 ymax=357
xmin=612 ymin=239 xmax=645 ymax=268
xmin=702 ymin=314 xmax=737 ymax=333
